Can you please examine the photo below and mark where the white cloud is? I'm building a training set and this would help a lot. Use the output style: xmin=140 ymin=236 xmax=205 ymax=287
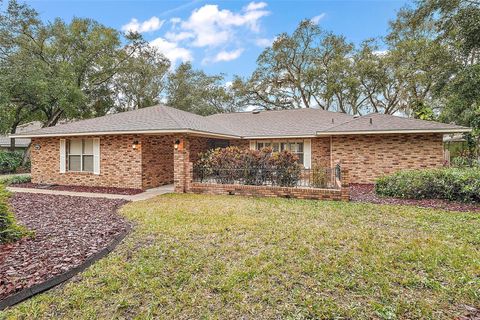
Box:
xmin=170 ymin=17 xmax=182 ymax=25
xmin=150 ymin=37 xmax=193 ymax=66
xmin=255 ymin=37 xmax=274 ymax=47
xmin=311 ymin=13 xmax=326 ymax=24
xmin=122 ymin=16 xmax=164 ymax=33
xmin=168 ymin=2 xmax=270 ymax=48
xmin=213 ymin=48 xmax=244 ymax=62
xmin=202 ymin=48 xmax=244 ymax=65
xmin=165 ymin=31 xmax=194 ymax=42
xmin=244 ymin=2 xmax=268 ymax=11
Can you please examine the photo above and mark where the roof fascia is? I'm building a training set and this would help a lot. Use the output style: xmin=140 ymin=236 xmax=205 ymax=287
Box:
xmin=316 ymin=128 xmax=472 ymax=136
xmin=10 ymin=129 xmax=241 ymax=140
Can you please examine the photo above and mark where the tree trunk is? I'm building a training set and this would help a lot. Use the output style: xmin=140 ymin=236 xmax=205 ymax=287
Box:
xmin=9 ymin=137 xmax=16 ymax=152
xmin=8 ymin=123 xmax=19 ymax=152
xmin=21 ymin=142 xmax=32 ymax=168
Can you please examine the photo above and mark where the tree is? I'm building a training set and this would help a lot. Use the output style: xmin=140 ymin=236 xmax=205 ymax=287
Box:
xmin=112 ymin=45 xmax=170 ymax=113
xmin=166 ymin=62 xmax=237 ymax=115
xmin=233 ymin=20 xmax=374 ymax=114
xmin=0 ymin=0 xmax=169 ymax=151
xmin=388 ymin=0 xmax=480 ymax=156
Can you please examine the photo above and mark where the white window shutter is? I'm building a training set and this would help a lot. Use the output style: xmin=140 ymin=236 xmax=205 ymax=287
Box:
xmin=249 ymin=140 xmax=256 ymax=150
xmin=303 ymin=139 xmax=312 ymax=169
xmin=93 ymin=138 xmax=100 ymax=175
xmin=59 ymin=139 xmax=66 ymax=173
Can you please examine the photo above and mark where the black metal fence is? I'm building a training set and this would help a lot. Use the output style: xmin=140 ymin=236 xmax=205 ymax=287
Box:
xmin=193 ymin=165 xmax=341 ymax=189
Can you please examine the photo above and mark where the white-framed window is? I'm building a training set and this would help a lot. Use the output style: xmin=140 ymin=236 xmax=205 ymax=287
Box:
xmin=255 ymin=140 xmax=309 ymax=167
xmin=67 ymin=139 xmax=94 ymax=172
xmin=60 ymin=138 xmax=100 ymax=174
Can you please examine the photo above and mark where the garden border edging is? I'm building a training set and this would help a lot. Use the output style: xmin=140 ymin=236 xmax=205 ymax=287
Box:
xmin=0 ymin=225 xmax=131 ymax=311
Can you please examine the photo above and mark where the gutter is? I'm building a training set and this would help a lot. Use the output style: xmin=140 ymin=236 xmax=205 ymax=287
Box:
xmin=10 ymin=128 xmax=473 ymax=140
xmin=10 ymin=129 xmax=241 ymax=140
xmin=315 ymin=128 xmax=472 ymax=136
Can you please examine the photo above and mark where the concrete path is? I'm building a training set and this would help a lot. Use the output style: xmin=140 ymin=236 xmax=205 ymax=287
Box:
xmin=6 ymin=184 xmax=174 ymax=202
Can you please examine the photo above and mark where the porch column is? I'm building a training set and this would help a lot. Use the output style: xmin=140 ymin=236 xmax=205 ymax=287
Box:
xmin=173 ymin=135 xmax=192 ymax=193
xmin=340 ymin=169 xmax=350 ymax=201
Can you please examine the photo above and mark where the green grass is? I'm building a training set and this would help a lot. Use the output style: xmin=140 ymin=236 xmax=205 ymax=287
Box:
xmin=2 ymin=194 xmax=479 ymax=319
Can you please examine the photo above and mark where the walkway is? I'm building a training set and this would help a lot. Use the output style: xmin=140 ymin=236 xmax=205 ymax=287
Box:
xmin=6 ymin=184 xmax=174 ymax=202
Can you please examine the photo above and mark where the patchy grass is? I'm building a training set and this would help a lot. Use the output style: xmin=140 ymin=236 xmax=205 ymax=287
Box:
xmin=2 ymin=194 xmax=479 ymax=319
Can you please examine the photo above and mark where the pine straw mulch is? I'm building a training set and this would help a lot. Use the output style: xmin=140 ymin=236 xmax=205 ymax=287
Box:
xmin=0 ymin=193 xmax=129 ymax=300
xmin=350 ymin=183 xmax=480 ymax=212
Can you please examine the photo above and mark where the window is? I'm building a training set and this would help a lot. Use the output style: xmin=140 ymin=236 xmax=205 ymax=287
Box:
xmin=255 ymin=141 xmax=305 ymax=166
xmin=67 ymin=139 xmax=94 ymax=172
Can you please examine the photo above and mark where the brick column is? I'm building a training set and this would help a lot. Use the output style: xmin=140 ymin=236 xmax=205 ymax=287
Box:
xmin=173 ymin=136 xmax=192 ymax=193
xmin=340 ymin=169 xmax=350 ymax=201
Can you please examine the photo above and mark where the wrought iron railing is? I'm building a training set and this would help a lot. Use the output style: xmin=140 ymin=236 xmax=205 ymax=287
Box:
xmin=193 ymin=166 xmax=341 ymax=189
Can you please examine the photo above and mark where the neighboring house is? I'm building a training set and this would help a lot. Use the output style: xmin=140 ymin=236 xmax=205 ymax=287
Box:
xmin=0 ymin=122 xmax=42 ymax=151
xmin=12 ymin=105 xmax=470 ymax=192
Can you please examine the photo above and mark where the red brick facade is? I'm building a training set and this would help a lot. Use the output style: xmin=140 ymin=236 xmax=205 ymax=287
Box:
xmin=31 ymin=132 xmax=445 ymax=192
xmin=141 ymin=135 xmax=175 ymax=189
xmin=330 ymin=133 xmax=444 ymax=183
xmin=31 ymin=134 xmax=177 ymax=190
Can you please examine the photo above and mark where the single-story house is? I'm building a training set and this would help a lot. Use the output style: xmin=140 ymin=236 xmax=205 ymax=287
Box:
xmin=0 ymin=122 xmax=42 ymax=151
xmin=12 ymin=105 xmax=470 ymax=195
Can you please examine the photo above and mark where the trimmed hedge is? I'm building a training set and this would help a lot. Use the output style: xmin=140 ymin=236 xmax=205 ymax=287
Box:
xmin=0 ymin=183 xmax=28 ymax=244
xmin=376 ymin=168 xmax=480 ymax=203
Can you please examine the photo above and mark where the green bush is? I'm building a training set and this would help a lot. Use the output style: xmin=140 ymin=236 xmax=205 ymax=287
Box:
xmin=376 ymin=168 xmax=480 ymax=203
xmin=0 ymin=183 xmax=28 ymax=244
xmin=195 ymin=147 xmax=301 ymax=187
xmin=0 ymin=150 xmax=24 ymax=173
xmin=0 ymin=174 xmax=31 ymax=185
xmin=451 ymin=156 xmax=480 ymax=168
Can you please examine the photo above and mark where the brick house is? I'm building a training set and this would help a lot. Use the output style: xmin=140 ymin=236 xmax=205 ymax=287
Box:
xmin=12 ymin=105 xmax=470 ymax=197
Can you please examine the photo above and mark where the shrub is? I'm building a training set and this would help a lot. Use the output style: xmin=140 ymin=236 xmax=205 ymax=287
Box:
xmin=0 ymin=151 xmax=24 ymax=174
xmin=0 ymin=174 xmax=31 ymax=186
xmin=0 ymin=183 xmax=29 ymax=244
xmin=376 ymin=168 xmax=480 ymax=203
xmin=195 ymin=147 xmax=301 ymax=187
xmin=451 ymin=156 xmax=480 ymax=168
xmin=312 ymin=165 xmax=328 ymax=188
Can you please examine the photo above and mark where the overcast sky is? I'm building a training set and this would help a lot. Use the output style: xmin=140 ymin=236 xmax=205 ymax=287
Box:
xmin=22 ymin=0 xmax=408 ymax=79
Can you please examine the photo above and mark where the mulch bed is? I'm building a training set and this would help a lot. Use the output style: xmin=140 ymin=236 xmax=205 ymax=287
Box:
xmin=12 ymin=183 xmax=143 ymax=195
xmin=0 ymin=193 xmax=129 ymax=301
xmin=350 ymin=184 xmax=480 ymax=212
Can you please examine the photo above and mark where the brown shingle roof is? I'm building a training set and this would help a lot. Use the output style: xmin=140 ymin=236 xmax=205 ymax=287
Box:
xmin=206 ymin=108 xmax=353 ymax=137
xmin=11 ymin=105 xmax=471 ymax=139
xmin=12 ymin=105 xmax=238 ymax=138
xmin=319 ymin=113 xmax=470 ymax=135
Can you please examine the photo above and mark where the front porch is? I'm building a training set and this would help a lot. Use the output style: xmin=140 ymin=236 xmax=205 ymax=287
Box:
xmin=172 ymin=136 xmax=349 ymax=201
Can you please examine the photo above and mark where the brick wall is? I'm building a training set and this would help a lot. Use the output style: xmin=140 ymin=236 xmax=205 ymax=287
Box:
xmin=311 ymin=137 xmax=331 ymax=168
xmin=141 ymin=135 xmax=174 ymax=189
xmin=31 ymin=135 xmax=144 ymax=189
xmin=188 ymin=136 xmax=210 ymax=164
xmin=189 ymin=183 xmax=349 ymax=201
xmin=331 ymin=133 xmax=444 ymax=183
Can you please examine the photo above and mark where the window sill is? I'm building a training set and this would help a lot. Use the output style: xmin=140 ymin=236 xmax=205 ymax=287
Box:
xmin=63 ymin=171 xmax=96 ymax=175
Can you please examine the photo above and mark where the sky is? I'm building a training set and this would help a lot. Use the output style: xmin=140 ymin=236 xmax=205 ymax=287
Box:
xmin=21 ymin=0 xmax=409 ymax=79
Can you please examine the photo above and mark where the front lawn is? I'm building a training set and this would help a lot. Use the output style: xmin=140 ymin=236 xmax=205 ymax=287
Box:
xmin=2 ymin=194 xmax=479 ymax=319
